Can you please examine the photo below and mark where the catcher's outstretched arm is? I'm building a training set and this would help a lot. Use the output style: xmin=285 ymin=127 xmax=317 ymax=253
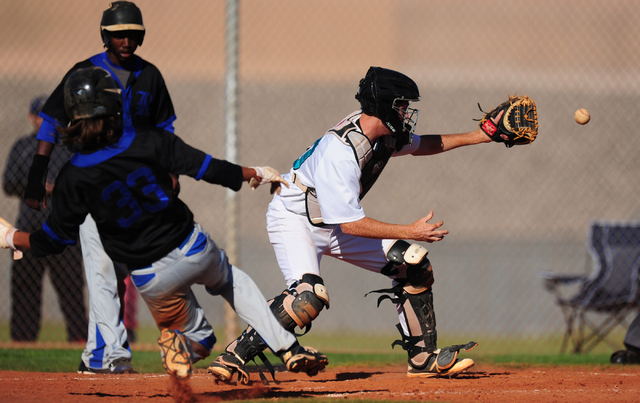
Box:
xmin=411 ymin=111 xmax=503 ymax=156
xmin=340 ymin=212 xmax=448 ymax=243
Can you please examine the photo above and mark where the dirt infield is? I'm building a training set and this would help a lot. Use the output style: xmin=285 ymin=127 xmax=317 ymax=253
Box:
xmin=1 ymin=363 xmax=639 ymax=403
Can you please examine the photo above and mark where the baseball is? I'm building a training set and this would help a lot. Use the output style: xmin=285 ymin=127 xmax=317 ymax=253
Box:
xmin=574 ymin=108 xmax=590 ymax=125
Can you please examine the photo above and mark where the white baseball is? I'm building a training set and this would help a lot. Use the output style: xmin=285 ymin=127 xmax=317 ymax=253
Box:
xmin=574 ymin=108 xmax=590 ymax=125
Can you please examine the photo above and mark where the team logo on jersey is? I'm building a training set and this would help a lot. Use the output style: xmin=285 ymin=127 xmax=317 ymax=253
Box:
xmin=135 ymin=91 xmax=152 ymax=117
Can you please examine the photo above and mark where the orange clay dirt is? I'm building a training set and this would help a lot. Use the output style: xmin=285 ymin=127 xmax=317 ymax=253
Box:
xmin=1 ymin=362 xmax=639 ymax=403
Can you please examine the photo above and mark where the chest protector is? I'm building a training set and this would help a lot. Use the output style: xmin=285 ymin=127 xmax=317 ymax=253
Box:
xmin=303 ymin=116 xmax=395 ymax=226
xmin=331 ymin=120 xmax=396 ymax=200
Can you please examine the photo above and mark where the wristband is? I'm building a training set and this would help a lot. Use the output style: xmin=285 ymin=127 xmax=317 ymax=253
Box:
xmin=5 ymin=228 xmax=16 ymax=250
xmin=25 ymin=154 xmax=50 ymax=200
xmin=251 ymin=166 xmax=264 ymax=181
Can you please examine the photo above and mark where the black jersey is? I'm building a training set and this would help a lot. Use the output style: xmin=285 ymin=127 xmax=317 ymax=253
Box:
xmin=30 ymin=126 xmax=243 ymax=265
xmin=37 ymin=52 xmax=176 ymax=144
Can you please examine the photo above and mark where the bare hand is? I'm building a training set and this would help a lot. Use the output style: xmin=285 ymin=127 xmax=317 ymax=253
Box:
xmin=170 ymin=174 xmax=181 ymax=196
xmin=492 ymin=110 xmax=505 ymax=125
xmin=25 ymin=197 xmax=45 ymax=211
xmin=408 ymin=211 xmax=448 ymax=243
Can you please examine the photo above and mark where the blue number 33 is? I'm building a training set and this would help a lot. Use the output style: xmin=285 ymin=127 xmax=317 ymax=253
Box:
xmin=102 ymin=167 xmax=170 ymax=228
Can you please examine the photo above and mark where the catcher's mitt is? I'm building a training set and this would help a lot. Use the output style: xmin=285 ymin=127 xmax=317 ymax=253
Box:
xmin=477 ymin=94 xmax=539 ymax=147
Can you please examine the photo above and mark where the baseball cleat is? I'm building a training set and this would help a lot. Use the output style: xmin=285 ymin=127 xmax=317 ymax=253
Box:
xmin=407 ymin=357 xmax=474 ymax=378
xmin=280 ymin=343 xmax=328 ymax=376
xmin=208 ymin=352 xmax=250 ymax=384
xmin=157 ymin=329 xmax=192 ymax=379
xmin=77 ymin=358 xmax=134 ymax=374
xmin=610 ymin=349 xmax=640 ymax=365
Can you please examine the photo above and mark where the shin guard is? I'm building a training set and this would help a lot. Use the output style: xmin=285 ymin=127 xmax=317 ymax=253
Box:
xmin=214 ymin=274 xmax=330 ymax=384
xmin=394 ymin=288 xmax=438 ymax=368
xmin=369 ymin=240 xmax=477 ymax=373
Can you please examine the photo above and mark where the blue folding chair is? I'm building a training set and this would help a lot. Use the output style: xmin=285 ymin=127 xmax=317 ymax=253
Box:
xmin=539 ymin=220 xmax=640 ymax=353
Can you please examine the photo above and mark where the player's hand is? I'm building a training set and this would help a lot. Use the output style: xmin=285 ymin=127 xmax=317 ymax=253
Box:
xmin=409 ymin=211 xmax=448 ymax=243
xmin=24 ymin=154 xmax=50 ymax=211
xmin=492 ymin=110 xmax=504 ymax=125
xmin=24 ymin=185 xmax=47 ymax=210
xmin=45 ymin=181 xmax=54 ymax=195
xmin=0 ymin=216 xmax=23 ymax=260
xmin=249 ymin=166 xmax=290 ymax=195
xmin=25 ymin=196 xmax=46 ymax=211
xmin=170 ymin=174 xmax=181 ymax=196
xmin=475 ymin=110 xmax=505 ymax=143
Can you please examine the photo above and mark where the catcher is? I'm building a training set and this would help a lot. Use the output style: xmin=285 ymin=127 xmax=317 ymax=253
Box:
xmin=207 ymin=66 xmax=538 ymax=382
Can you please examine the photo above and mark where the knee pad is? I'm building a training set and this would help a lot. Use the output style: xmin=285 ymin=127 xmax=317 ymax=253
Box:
xmin=270 ymin=273 xmax=330 ymax=334
xmin=385 ymin=240 xmax=434 ymax=292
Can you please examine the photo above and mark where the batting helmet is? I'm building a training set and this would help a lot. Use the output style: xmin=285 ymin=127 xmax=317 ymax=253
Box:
xmin=356 ymin=67 xmax=420 ymax=149
xmin=64 ymin=67 xmax=122 ymax=125
xmin=100 ymin=1 xmax=145 ymax=47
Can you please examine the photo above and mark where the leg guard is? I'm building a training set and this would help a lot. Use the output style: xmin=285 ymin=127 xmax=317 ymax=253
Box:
xmin=208 ymin=274 xmax=330 ymax=384
xmin=369 ymin=240 xmax=477 ymax=377
xmin=395 ymin=288 xmax=438 ymax=366
xmin=270 ymin=273 xmax=330 ymax=334
xmin=394 ymin=285 xmax=477 ymax=376
xmin=208 ymin=326 xmax=265 ymax=384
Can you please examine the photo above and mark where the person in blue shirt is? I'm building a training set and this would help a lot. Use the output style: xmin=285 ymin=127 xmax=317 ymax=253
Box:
xmin=23 ymin=1 xmax=176 ymax=374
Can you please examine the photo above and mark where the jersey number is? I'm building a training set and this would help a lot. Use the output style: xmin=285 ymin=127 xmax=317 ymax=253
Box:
xmin=293 ymin=138 xmax=321 ymax=170
xmin=102 ymin=167 xmax=169 ymax=228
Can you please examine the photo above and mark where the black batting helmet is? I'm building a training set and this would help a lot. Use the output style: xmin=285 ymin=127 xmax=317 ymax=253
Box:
xmin=100 ymin=1 xmax=145 ymax=47
xmin=64 ymin=67 xmax=122 ymax=125
xmin=356 ymin=67 xmax=421 ymax=149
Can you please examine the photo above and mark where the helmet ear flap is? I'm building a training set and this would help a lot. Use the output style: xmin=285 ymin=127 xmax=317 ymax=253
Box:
xmin=355 ymin=93 xmax=370 ymax=114
xmin=101 ymin=30 xmax=110 ymax=48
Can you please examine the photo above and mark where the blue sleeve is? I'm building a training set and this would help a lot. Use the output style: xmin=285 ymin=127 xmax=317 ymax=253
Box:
xmin=30 ymin=223 xmax=77 ymax=257
xmin=157 ymin=115 xmax=176 ymax=133
xmin=35 ymin=118 xmax=59 ymax=144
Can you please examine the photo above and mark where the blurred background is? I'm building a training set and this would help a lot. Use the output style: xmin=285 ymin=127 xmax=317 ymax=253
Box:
xmin=1 ymin=0 xmax=639 ymax=356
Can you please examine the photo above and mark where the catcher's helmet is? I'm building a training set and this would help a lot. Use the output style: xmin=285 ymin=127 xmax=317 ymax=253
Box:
xmin=100 ymin=1 xmax=145 ymax=47
xmin=356 ymin=67 xmax=420 ymax=149
xmin=64 ymin=67 xmax=122 ymax=125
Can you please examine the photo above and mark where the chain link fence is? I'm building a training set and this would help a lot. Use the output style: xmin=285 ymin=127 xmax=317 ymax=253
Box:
xmin=1 ymin=0 xmax=639 ymax=354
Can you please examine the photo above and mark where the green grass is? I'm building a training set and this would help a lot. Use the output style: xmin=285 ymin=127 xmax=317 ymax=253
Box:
xmin=0 ymin=322 xmax=622 ymax=373
xmin=0 ymin=323 xmax=626 ymax=355
xmin=0 ymin=347 xmax=613 ymax=374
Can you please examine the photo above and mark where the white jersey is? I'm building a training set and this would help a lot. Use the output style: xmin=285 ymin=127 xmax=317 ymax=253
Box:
xmin=277 ymin=111 xmax=420 ymax=225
